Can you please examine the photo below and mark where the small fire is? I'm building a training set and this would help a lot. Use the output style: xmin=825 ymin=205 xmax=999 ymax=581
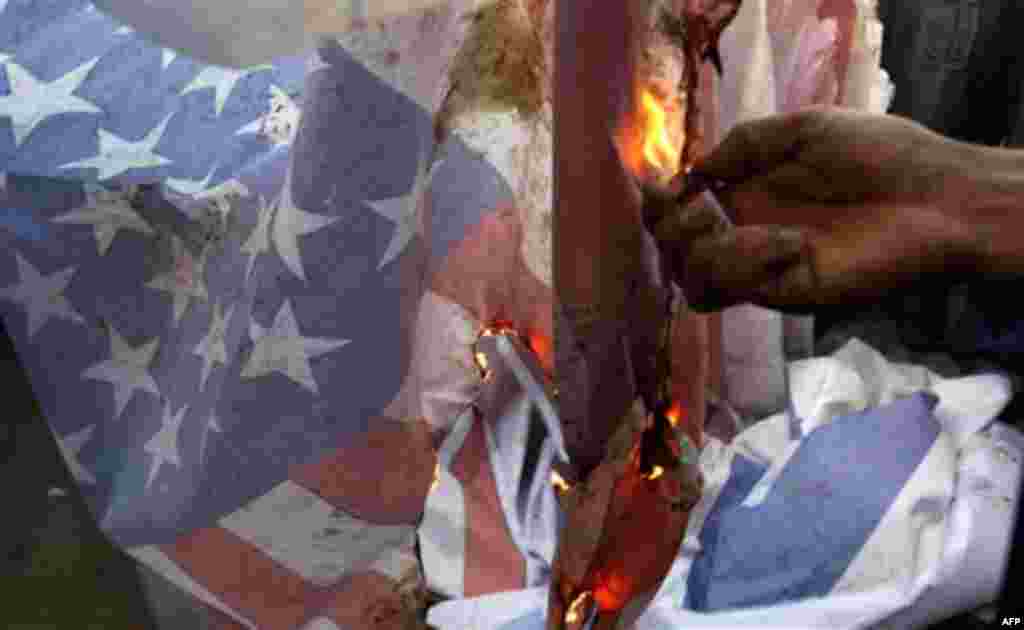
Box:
xmin=551 ymin=471 xmax=571 ymax=493
xmin=474 ymin=351 xmax=489 ymax=372
xmin=665 ymin=401 xmax=683 ymax=428
xmin=473 ymin=323 xmax=554 ymax=382
xmin=526 ymin=332 xmax=553 ymax=375
xmin=618 ymin=85 xmax=683 ymax=183
xmin=479 ymin=321 xmax=517 ymax=338
xmin=565 ymin=591 xmax=593 ymax=625
xmin=646 ymin=465 xmax=665 ymax=481
xmin=592 ymin=572 xmax=629 ymax=611
xmin=430 ymin=462 xmax=441 ymax=492
xmin=639 ymin=89 xmax=680 ymax=175
xmin=473 ymin=323 xmax=520 ymax=380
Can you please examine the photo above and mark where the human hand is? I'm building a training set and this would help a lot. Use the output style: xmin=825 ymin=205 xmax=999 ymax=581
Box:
xmin=645 ymin=108 xmax=984 ymax=313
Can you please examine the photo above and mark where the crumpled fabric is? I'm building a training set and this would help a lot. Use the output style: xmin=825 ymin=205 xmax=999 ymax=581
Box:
xmin=0 ymin=2 xmax=924 ymax=628
xmin=425 ymin=338 xmax=1021 ymax=628
xmin=3 ymin=1 xmax=540 ymax=628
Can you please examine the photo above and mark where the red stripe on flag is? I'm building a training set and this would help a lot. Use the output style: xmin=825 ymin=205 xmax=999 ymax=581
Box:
xmin=290 ymin=416 xmax=436 ymax=526
xmin=429 ymin=207 xmax=554 ymax=376
xmin=165 ymin=526 xmax=330 ymax=630
xmin=449 ymin=413 xmax=526 ymax=596
xmin=320 ymin=571 xmax=416 ymax=630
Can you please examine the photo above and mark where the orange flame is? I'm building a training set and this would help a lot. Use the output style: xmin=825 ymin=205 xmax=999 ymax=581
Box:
xmin=430 ymin=462 xmax=441 ymax=492
xmin=479 ymin=320 xmax=517 ymax=338
xmin=665 ymin=401 xmax=683 ymax=428
xmin=474 ymin=351 xmax=489 ymax=372
xmin=526 ymin=332 xmax=553 ymax=376
xmin=551 ymin=470 xmax=571 ymax=493
xmin=592 ymin=572 xmax=630 ymax=611
xmin=639 ymin=89 xmax=680 ymax=175
xmin=565 ymin=591 xmax=593 ymax=625
xmin=618 ymin=86 xmax=683 ymax=183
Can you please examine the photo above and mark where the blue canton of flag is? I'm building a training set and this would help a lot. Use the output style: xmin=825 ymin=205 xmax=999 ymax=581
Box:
xmin=0 ymin=2 xmax=541 ymax=628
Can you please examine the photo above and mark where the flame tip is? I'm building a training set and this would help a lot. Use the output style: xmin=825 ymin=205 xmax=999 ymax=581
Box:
xmin=430 ymin=462 xmax=441 ymax=492
xmin=623 ymin=86 xmax=682 ymax=180
xmin=565 ymin=591 xmax=593 ymax=625
xmin=665 ymin=401 xmax=683 ymax=427
xmin=551 ymin=471 xmax=571 ymax=493
xmin=639 ymin=87 xmax=680 ymax=174
xmin=474 ymin=351 xmax=488 ymax=370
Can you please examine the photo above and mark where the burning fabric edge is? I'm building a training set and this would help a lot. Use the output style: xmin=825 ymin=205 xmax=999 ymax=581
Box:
xmin=79 ymin=0 xmax=895 ymax=627
xmin=411 ymin=0 xmax=560 ymax=613
xmin=416 ymin=0 xmax=898 ymax=629
xmin=542 ymin=0 xmax=749 ymax=627
xmin=426 ymin=338 xmax=1022 ymax=629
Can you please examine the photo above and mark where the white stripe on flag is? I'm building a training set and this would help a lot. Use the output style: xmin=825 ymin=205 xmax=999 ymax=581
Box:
xmin=127 ymin=546 xmax=256 ymax=629
xmin=369 ymin=543 xmax=419 ymax=582
xmin=643 ymin=583 xmax=910 ymax=629
xmin=450 ymin=111 xmax=531 ymax=205
xmin=481 ymin=390 xmax=531 ymax=566
xmin=300 ymin=617 xmax=343 ymax=630
xmin=931 ymin=374 xmax=1013 ymax=449
xmin=418 ymin=406 xmax=474 ymax=597
xmin=410 ymin=290 xmax=479 ymax=434
xmin=332 ymin=1 xmax=463 ymax=114
xmin=218 ymin=480 xmax=415 ymax=587
xmin=832 ymin=431 xmax=956 ymax=595
xmin=426 ymin=586 xmax=549 ymax=629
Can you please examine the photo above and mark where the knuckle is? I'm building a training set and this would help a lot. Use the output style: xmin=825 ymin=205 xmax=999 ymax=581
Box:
xmin=795 ymin=106 xmax=829 ymax=127
xmin=726 ymin=121 xmax=758 ymax=151
xmin=792 ymin=107 xmax=832 ymax=139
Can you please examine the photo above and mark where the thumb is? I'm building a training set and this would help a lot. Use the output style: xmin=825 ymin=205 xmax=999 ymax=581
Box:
xmin=694 ymin=109 xmax=828 ymax=185
xmin=651 ymin=193 xmax=731 ymax=248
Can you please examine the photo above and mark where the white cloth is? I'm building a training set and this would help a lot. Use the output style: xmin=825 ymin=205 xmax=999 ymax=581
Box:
xmin=426 ymin=338 xmax=1021 ymax=629
xmin=93 ymin=0 xmax=323 ymax=67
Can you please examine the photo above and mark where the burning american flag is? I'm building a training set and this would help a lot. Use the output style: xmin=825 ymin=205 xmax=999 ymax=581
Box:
xmin=1 ymin=0 xmax=556 ymax=627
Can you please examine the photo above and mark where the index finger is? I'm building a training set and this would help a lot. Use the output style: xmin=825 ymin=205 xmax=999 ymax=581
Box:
xmin=640 ymin=170 xmax=732 ymax=232
xmin=694 ymin=109 xmax=828 ymax=184
xmin=650 ymin=193 xmax=731 ymax=249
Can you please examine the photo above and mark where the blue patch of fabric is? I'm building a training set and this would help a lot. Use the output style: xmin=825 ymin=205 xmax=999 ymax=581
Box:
xmin=687 ymin=393 xmax=940 ymax=612
xmin=0 ymin=206 xmax=49 ymax=241
xmin=685 ymin=452 xmax=768 ymax=609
